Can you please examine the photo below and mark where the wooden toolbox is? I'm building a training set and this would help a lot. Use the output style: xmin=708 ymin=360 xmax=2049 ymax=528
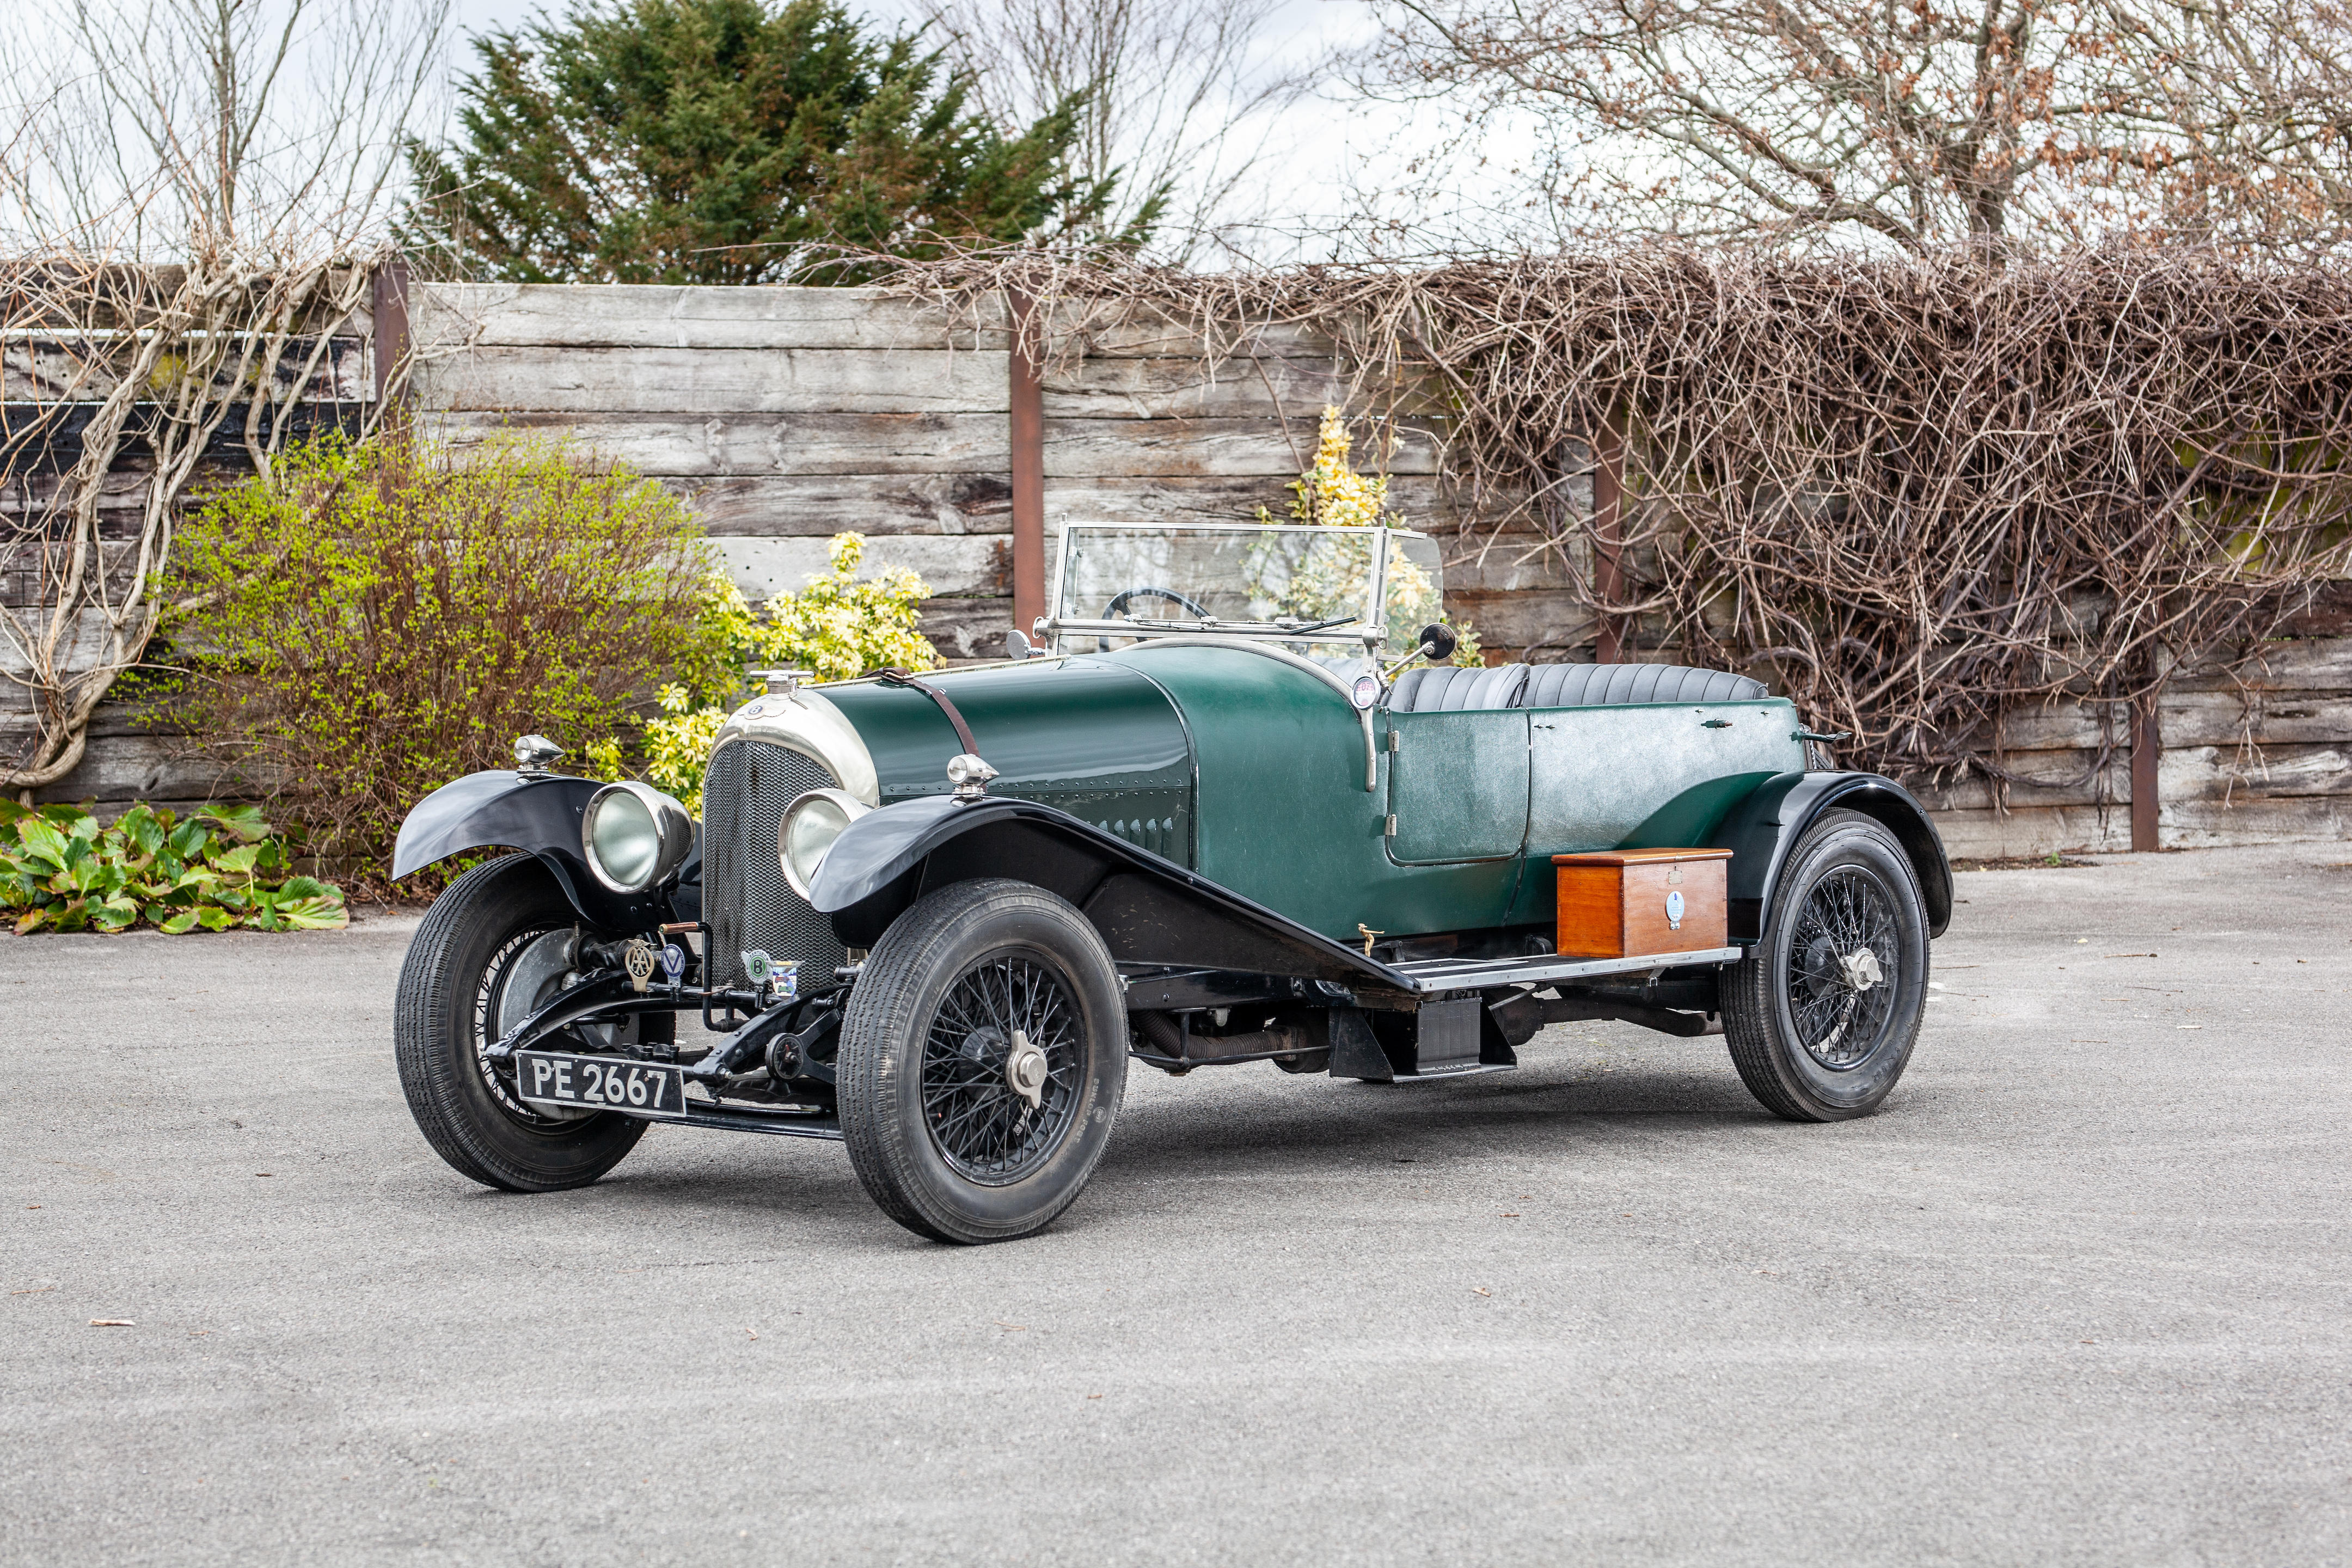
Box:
xmin=1552 ymin=848 xmax=1735 ymax=959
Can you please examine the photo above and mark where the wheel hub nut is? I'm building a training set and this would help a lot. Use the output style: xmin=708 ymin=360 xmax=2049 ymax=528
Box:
xmin=1838 ymin=948 xmax=1884 ymax=992
xmin=1005 ymin=1030 xmax=1048 ymax=1109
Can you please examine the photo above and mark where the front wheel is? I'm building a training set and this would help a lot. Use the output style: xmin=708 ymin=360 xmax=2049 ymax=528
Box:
xmin=1720 ymin=809 xmax=1930 ymax=1122
xmin=836 ymin=879 xmax=1128 ymax=1244
xmin=394 ymin=855 xmax=647 ymax=1191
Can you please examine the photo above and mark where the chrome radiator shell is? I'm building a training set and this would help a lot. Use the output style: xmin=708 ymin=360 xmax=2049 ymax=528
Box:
xmin=701 ymin=738 xmax=846 ymax=990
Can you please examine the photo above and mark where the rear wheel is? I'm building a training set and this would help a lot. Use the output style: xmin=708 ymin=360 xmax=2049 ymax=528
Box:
xmin=836 ymin=878 xmax=1127 ymax=1243
xmin=1721 ymin=810 xmax=1929 ymax=1122
xmin=394 ymin=855 xmax=647 ymax=1191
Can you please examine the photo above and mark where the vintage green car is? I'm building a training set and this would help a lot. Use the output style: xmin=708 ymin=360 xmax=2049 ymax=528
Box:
xmin=391 ymin=521 xmax=1950 ymax=1242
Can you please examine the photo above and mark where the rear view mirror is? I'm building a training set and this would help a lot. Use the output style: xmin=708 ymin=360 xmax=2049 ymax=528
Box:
xmin=1416 ymin=623 xmax=1457 ymax=664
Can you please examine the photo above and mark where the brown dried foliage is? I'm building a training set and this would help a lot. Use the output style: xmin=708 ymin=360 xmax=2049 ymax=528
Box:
xmin=886 ymin=244 xmax=2352 ymax=789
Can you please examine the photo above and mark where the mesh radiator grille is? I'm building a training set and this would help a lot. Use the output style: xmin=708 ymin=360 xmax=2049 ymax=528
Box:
xmin=702 ymin=739 xmax=845 ymax=989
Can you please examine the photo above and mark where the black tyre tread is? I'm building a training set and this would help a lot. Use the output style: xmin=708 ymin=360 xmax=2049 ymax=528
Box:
xmin=837 ymin=878 xmax=1124 ymax=1245
xmin=394 ymin=855 xmax=645 ymax=1192
xmin=1721 ymin=809 xmax=1928 ymax=1123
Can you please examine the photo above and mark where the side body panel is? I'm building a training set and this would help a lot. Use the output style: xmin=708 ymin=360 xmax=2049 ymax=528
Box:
xmin=1386 ymin=709 xmax=1531 ymax=863
xmin=1099 ymin=644 xmax=1518 ymax=941
xmin=820 ymin=660 xmax=1193 ymax=861
xmin=1506 ymin=699 xmax=1806 ymax=927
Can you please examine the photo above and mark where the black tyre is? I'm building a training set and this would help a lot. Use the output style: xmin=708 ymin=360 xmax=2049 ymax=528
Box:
xmin=394 ymin=855 xmax=646 ymax=1191
xmin=837 ymin=878 xmax=1127 ymax=1244
xmin=1721 ymin=809 xmax=1930 ymax=1122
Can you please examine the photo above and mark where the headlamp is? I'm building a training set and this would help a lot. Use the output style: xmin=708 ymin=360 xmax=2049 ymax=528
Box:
xmin=581 ymin=781 xmax=694 ymax=893
xmin=779 ymin=788 xmax=871 ymax=901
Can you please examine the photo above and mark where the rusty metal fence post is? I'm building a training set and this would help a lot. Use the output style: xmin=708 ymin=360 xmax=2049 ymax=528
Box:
xmin=1591 ymin=409 xmax=1626 ymax=664
xmin=1007 ymin=289 xmax=1046 ymax=639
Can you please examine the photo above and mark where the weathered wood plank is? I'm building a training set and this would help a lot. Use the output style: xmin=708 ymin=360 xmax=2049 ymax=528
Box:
xmin=0 ymin=607 xmax=118 ymax=675
xmin=1041 ymin=355 xmax=1390 ymax=420
xmin=916 ymin=595 xmax=1016 ymax=660
xmin=412 ymin=283 xmax=1006 ymax=352
xmin=1056 ymin=312 xmax=1336 ymax=360
xmin=713 ymin=533 xmax=1009 ymax=602
xmin=2160 ymin=742 xmax=2352 ymax=803
xmin=23 ymin=732 xmax=251 ymax=806
xmin=1043 ymin=474 xmax=1452 ymax=530
xmin=0 ymin=540 xmax=144 ymax=609
xmin=412 ymin=346 xmax=1008 ymax=415
xmin=2160 ymin=794 xmax=2352 ymax=848
xmin=422 ymin=408 xmax=1428 ymax=481
xmin=1933 ymin=805 xmax=2133 ymax=857
xmin=0 ymin=400 xmax=359 ymax=479
xmin=424 ymin=410 xmax=1013 ymax=477
xmin=1046 ymin=416 xmax=1435 ymax=479
xmin=0 ymin=263 xmax=370 ymax=334
xmin=683 ymin=473 xmax=1011 ymax=537
xmin=1444 ymin=590 xmax=1599 ymax=657
xmin=2 ymin=336 xmax=370 ymax=405
xmin=2171 ymin=639 xmax=2352 ymax=693
xmin=1908 ymin=752 xmax=2128 ymax=813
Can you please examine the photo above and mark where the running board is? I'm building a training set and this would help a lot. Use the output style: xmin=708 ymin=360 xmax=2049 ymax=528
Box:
xmin=675 ymin=1102 xmax=844 ymax=1141
xmin=1391 ymin=948 xmax=1744 ymax=995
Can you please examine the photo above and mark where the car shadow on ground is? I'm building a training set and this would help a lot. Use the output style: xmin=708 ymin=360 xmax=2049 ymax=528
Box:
xmin=503 ymin=1052 xmax=1802 ymax=1245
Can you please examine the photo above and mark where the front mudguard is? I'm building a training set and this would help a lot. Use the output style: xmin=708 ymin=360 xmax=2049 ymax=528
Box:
xmin=1711 ymin=771 xmax=1952 ymax=940
xmin=807 ymin=794 xmax=1417 ymax=1000
xmin=391 ymin=770 xmax=696 ymax=932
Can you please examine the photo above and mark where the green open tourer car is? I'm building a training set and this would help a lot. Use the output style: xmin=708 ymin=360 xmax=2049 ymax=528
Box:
xmin=390 ymin=521 xmax=1950 ymax=1242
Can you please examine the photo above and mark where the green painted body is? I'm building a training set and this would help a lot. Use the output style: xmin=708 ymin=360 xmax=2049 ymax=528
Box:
xmin=815 ymin=643 xmax=1804 ymax=944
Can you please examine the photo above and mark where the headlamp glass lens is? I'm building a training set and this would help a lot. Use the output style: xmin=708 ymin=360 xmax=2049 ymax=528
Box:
xmin=785 ymin=795 xmax=853 ymax=887
xmin=589 ymin=791 xmax=661 ymax=889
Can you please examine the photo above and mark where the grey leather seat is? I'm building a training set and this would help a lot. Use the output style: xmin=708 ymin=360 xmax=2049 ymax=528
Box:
xmin=1517 ymin=663 xmax=1768 ymax=708
xmin=1386 ymin=663 xmax=1529 ymax=712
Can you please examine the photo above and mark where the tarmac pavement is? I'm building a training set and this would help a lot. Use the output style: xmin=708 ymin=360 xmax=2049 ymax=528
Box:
xmin=4 ymin=839 xmax=2349 ymax=1566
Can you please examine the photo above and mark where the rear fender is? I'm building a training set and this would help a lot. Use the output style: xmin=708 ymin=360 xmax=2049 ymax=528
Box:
xmin=1710 ymin=771 xmax=1952 ymax=940
xmin=808 ymin=795 xmax=1415 ymax=999
xmin=390 ymin=770 xmax=694 ymax=931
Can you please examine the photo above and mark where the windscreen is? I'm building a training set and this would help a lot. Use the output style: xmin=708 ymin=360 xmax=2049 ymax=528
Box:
xmin=1056 ymin=525 xmax=1444 ymax=654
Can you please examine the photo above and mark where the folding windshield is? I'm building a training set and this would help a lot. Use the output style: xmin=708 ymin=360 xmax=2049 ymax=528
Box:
xmin=1050 ymin=524 xmax=1445 ymax=657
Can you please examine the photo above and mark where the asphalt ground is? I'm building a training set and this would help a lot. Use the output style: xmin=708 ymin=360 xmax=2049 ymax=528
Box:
xmin=4 ymin=840 xmax=2350 ymax=1566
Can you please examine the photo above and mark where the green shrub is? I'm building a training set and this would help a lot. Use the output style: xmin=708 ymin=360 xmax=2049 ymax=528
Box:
xmin=0 ymin=801 xmax=346 ymax=935
xmin=163 ymin=434 xmax=744 ymax=872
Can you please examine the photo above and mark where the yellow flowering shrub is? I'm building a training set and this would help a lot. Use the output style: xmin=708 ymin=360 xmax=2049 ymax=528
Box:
xmin=587 ymin=531 xmax=939 ymax=815
xmin=756 ymin=531 xmax=938 ymax=682
xmin=1256 ymin=407 xmax=1479 ymax=667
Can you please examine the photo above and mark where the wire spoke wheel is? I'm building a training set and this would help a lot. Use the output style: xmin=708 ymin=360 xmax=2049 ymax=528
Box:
xmin=919 ymin=953 xmax=1083 ymax=1184
xmin=1786 ymin=866 xmax=1900 ymax=1068
xmin=1722 ymin=810 xmax=1931 ymax=1123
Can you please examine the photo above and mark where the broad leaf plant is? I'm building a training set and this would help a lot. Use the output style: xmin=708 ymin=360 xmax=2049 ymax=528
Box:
xmin=0 ymin=801 xmax=348 ymax=936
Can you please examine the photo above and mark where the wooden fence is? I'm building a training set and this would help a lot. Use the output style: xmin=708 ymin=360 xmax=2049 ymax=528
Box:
xmin=18 ymin=275 xmax=2352 ymax=858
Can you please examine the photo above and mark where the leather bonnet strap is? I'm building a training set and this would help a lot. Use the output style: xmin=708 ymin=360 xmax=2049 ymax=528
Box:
xmin=871 ymin=669 xmax=983 ymax=757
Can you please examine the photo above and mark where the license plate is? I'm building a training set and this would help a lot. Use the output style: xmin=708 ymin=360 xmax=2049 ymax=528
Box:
xmin=514 ymin=1052 xmax=687 ymax=1119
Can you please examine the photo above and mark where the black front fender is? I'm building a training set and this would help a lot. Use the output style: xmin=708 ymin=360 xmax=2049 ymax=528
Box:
xmin=808 ymin=795 xmax=1416 ymax=999
xmin=391 ymin=770 xmax=693 ymax=932
xmin=1711 ymin=771 xmax=1952 ymax=940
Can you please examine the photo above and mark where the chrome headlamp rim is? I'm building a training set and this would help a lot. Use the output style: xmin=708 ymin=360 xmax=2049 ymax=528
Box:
xmin=581 ymin=780 xmax=695 ymax=894
xmin=778 ymin=787 xmax=871 ymax=902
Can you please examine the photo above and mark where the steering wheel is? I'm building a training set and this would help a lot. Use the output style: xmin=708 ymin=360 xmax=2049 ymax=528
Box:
xmin=1104 ymin=586 xmax=1212 ymax=621
xmin=1094 ymin=586 xmax=1212 ymax=653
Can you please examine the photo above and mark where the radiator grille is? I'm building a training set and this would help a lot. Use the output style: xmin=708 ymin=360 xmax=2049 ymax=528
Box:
xmin=702 ymin=739 xmax=845 ymax=989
